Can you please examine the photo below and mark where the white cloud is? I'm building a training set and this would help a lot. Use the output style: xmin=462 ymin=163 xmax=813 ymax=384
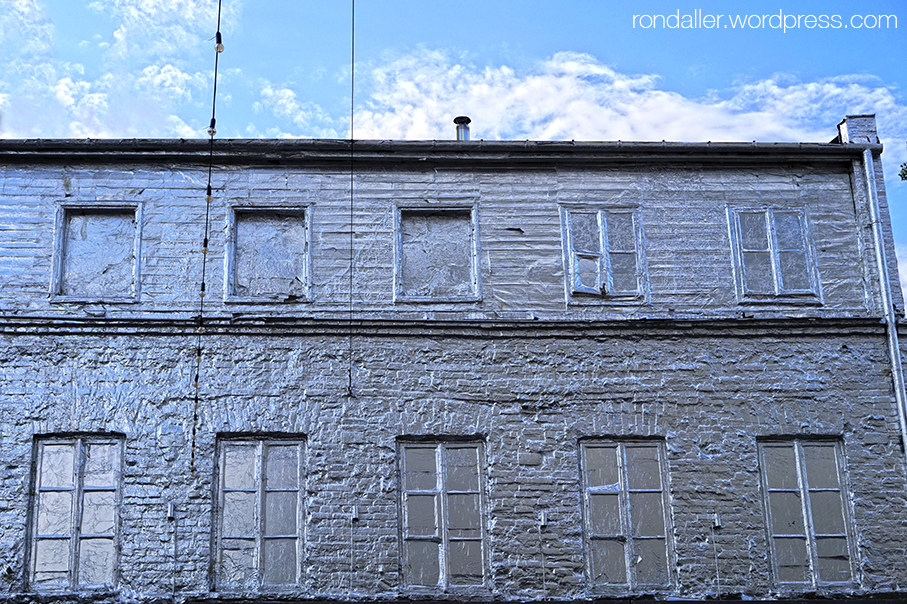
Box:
xmin=253 ymin=84 xmax=339 ymax=138
xmin=348 ymin=49 xmax=907 ymax=186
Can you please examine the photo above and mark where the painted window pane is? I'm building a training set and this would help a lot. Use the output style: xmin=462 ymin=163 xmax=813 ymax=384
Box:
xmin=606 ymin=212 xmax=635 ymax=251
xmin=40 ymin=445 xmax=74 ymax=488
xmin=265 ymin=445 xmax=298 ymax=489
xmin=78 ymin=538 xmax=115 ymax=585
xmin=625 ymin=446 xmax=661 ymax=490
xmin=610 ymin=252 xmax=638 ymax=293
xmin=810 ymin=491 xmax=846 ymax=534
xmin=803 ymin=445 xmax=838 ymax=489
xmin=37 ymin=492 xmax=72 ymax=535
xmin=446 ymin=447 xmax=479 ymax=491
xmin=220 ymin=540 xmax=256 ymax=585
xmin=743 ymin=252 xmax=773 ymax=292
xmin=629 ymin=492 xmax=666 ymax=537
xmin=779 ymin=251 xmax=810 ymax=290
xmin=33 ymin=539 xmax=70 ymax=585
xmin=815 ymin=537 xmax=851 ymax=582
xmin=585 ymin=446 xmax=619 ymax=488
xmin=83 ymin=444 xmax=117 ymax=487
xmin=774 ymin=537 xmax=809 ymax=583
xmin=80 ymin=492 xmax=116 ymax=535
xmin=406 ymin=495 xmax=439 ymax=537
xmin=739 ymin=212 xmax=768 ymax=250
xmin=447 ymin=493 xmax=481 ymax=538
xmin=406 ymin=541 xmax=441 ymax=586
xmin=223 ymin=492 xmax=257 ymax=537
xmin=264 ymin=491 xmax=297 ymax=536
xmin=590 ymin=539 xmax=627 ymax=585
xmin=404 ymin=447 xmax=438 ymax=491
xmin=571 ymin=212 xmax=601 ymax=252
xmin=588 ymin=493 xmax=622 ymax=535
xmin=769 ymin=491 xmax=805 ymax=535
xmin=634 ymin=538 xmax=669 ymax=584
xmin=762 ymin=445 xmax=798 ymax=490
xmin=448 ymin=540 xmax=483 ymax=585
xmin=262 ymin=539 xmax=297 ymax=585
xmin=223 ymin=445 xmax=257 ymax=490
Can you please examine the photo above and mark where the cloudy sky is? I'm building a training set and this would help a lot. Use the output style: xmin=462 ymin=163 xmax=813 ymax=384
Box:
xmin=2 ymin=0 xmax=907 ymax=282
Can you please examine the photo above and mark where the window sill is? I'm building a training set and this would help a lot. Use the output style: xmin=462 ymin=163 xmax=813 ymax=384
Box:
xmin=50 ymin=295 xmax=138 ymax=304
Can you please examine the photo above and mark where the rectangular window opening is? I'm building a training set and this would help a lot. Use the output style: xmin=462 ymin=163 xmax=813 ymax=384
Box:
xmin=759 ymin=439 xmax=854 ymax=587
xmin=216 ymin=438 xmax=305 ymax=590
xmin=228 ymin=208 xmax=310 ymax=302
xmin=399 ymin=441 xmax=485 ymax=589
xmin=53 ymin=206 xmax=140 ymax=302
xmin=397 ymin=208 xmax=479 ymax=302
xmin=730 ymin=207 xmax=819 ymax=301
xmin=581 ymin=440 xmax=671 ymax=590
xmin=562 ymin=207 xmax=645 ymax=303
xmin=30 ymin=436 xmax=123 ymax=590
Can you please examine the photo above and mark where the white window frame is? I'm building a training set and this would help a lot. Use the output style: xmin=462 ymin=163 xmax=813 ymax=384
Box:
xmin=728 ymin=206 xmax=821 ymax=303
xmin=225 ymin=205 xmax=313 ymax=303
xmin=50 ymin=202 xmax=143 ymax=303
xmin=215 ymin=437 xmax=305 ymax=591
xmin=559 ymin=205 xmax=647 ymax=304
xmin=28 ymin=435 xmax=123 ymax=590
xmin=580 ymin=439 xmax=673 ymax=592
xmin=758 ymin=439 xmax=856 ymax=588
xmin=398 ymin=440 xmax=486 ymax=591
xmin=394 ymin=204 xmax=481 ymax=303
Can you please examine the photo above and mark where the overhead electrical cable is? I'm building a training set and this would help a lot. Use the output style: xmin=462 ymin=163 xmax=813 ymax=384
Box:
xmin=191 ymin=0 xmax=225 ymax=472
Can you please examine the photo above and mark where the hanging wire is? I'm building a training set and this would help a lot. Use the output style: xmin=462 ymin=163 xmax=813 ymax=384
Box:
xmin=191 ymin=0 xmax=225 ymax=472
xmin=347 ymin=0 xmax=355 ymax=398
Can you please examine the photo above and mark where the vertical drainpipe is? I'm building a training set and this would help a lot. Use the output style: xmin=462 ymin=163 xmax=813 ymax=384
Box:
xmin=859 ymin=137 xmax=907 ymax=456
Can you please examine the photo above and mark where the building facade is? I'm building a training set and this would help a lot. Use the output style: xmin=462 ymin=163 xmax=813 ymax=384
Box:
xmin=1 ymin=115 xmax=906 ymax=602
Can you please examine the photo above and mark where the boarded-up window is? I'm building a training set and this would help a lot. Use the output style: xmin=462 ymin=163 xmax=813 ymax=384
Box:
xmin=30 ymin=437 xmax=122 ymax=589
xmin=398 ymin=209 xmax=477 ymax=301
xmin=231 ymin=209 xmax=308 ymax=300
xmin=400 ymin=442 xmax=484 ymax=588
xmin=57 ymin=208 xmax=138 ymax=300
xmin=216 ymin=439 xmax=304 ymax=590
xmin=563 ymin=207 xmax=644 ymax=301
xmin=759 ymin=440 xmax=853 ymax=586
xmin=731 ymin=208 xmax=817 ymax=299
xmin=582 ymin=441 xmax=671 ymax=589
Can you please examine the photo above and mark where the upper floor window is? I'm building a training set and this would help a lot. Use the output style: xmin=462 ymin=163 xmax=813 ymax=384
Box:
xmin=216 ymin=438 xmax=305 ymax=590
xmin=396 ymin=207 xmax=480 ymax=302
xmin=728 ymin=208 xmax=819 ymax=301
xmin=226 ymin=207 xmax=311 ymax=302
xmin=581 ymin=440 xmax=672 ymax=591
xmin=52 ymin=204 xmax=142 ymax=302
xmin=399 ymin=440 xmax=485 ymax=589
xmin=29 ymin=436 xmax=122 ymax=590
xmin=561 ymin=206 xmax=646 ymax=303
xmin=759 ymin=439 xmax=854 ymax=587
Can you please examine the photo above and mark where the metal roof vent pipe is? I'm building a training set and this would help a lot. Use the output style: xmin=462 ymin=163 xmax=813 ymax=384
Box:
xmin=454 ymin=116 xmax=471 ymax=141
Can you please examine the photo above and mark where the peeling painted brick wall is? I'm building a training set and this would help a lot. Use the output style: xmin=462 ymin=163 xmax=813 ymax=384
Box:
xmin=1 ymin=132 xmax=906 ymax=602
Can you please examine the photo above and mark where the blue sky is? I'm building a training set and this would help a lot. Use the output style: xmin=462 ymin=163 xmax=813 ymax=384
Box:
xmin=2 ymin=0 xmax=907 ymax=284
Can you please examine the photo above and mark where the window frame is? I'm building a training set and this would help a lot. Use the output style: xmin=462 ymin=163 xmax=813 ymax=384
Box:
xmin=50 ymin=202 xmax=143 ymax=303
xmin=394 ymin=203 xmax=482 ymax=303
xmin=727 ymin=206 xmax=821 ymax=303
xmin=27 ymin=435 xmax=123 ymax=591
xmin=214 ymin=436 xmax=306 ymax=591
xmin=580 ymin=439 xmax=673 ymax=593
xmin=397 ymin=439 xmax=487 ymax=592
xmin=758 ymin=438 xmax=857 ymax=588
xmin=559 ymin=204 xmax=647 ymax=304
xmin=225 ymin=204 xmax=313 ymax=303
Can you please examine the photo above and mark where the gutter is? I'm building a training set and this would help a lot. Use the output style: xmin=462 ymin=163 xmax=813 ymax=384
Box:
xmin=863 ymin=148 xmax=907 ymax=455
